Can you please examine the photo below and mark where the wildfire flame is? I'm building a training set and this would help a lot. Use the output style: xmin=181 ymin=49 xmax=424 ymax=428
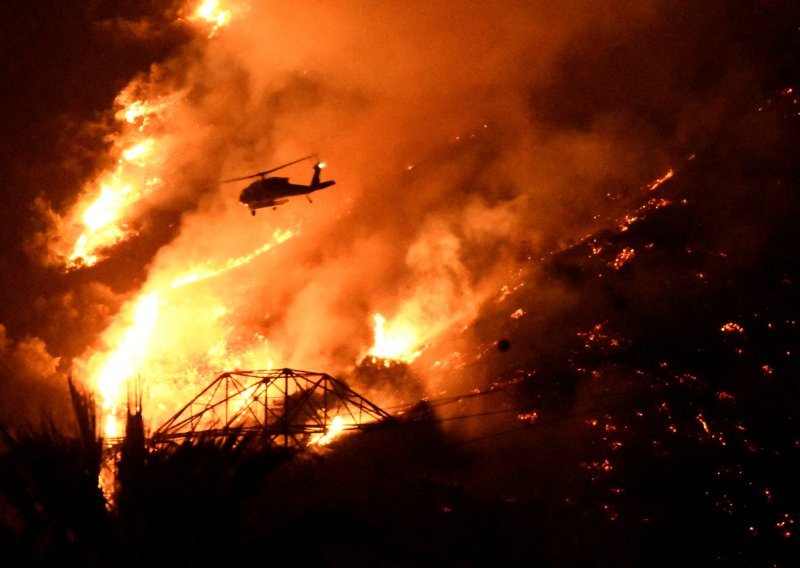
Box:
xmin=94 ymin=292 xmax=161 ymax=437
xmin=368 ymin=313 xmax=424 ymax=364
xmin=84 ymin=228 xmax=298 ymax=437
xmin=610 ymin=247 xmax=636 ymax=270
xmin=646 ymin=168 xmax=674 ymax=191
xmin=170 ymin=229 xmax=295 ymax=289
xmin=191 ymin=0 xmax=232 ymax=37
xmin=57 ymin=4 xmax=237 ymax=271
xmin=65 ymin=0 xmax=487 ymax=446
xmin=62 ymin=90 xmax=177 ymax=269
xmin=308 ymin=416 xmax=347 ymax=446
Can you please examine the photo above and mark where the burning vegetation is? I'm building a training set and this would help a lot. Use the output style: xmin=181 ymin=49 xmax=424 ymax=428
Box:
xmin=1 ymin=0 xmax=800 ymax=564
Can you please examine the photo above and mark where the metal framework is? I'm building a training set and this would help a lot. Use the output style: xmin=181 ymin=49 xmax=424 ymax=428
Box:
xmin=152 ymin=368 xmax=391 ymax=448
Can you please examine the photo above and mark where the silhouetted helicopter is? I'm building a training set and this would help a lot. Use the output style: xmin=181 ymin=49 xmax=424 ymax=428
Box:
xmin=222 ymin=155 xmax=335 ymax=215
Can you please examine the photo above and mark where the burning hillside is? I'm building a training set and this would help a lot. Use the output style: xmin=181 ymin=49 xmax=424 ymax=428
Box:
xmin=1 ymin=0 xmax=799 ymax=563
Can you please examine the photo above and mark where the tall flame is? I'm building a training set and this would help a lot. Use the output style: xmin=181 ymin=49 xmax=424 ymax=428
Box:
xmin=308 ymin=416 xmax=348 ymax=446
xmin=57 ymin=2 xmax=236 ymax=270
xmin=368 ymin=313 xmax=424 ymax=363
xmin=84 ymin=226 xmax=295 ymax=436
xmin=94 ymin=292 xmax=161 ymax=437
xmin=63 ymin=90 xmax=176 ymax=269
xmin=67 ymin=0 xmax=496 ymax=445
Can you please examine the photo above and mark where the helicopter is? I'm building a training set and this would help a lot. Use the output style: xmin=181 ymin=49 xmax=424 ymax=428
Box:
xmin=222 ymin=155 xmax=335 ymax=215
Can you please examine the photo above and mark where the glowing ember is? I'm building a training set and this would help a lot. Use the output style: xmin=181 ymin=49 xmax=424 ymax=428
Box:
xmin=646 ymin=168 xmax=674 ymax=191
xmin=589 ymin=241 xmax=603 ymax=256
xmin=577 ymin=322 xmax=624 ymax=351
xmin=619 ymin=215 xmax=639 ymax=231
xmin=641 ymin=197 xmax=672 ymax=211
xmin=586 ymin=459 xmax=614 ymax=473
xmin=610 ymin=247 xmax=636 ymax=270
xmin=721 ymin=322 xmax=745 ymax=334
xmin=697 ymin=414 xmax=711 ymax=435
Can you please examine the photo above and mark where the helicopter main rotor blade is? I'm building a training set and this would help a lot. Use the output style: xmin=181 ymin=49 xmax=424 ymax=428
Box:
xmin=220 ymin=155 xmax=317 ymax=183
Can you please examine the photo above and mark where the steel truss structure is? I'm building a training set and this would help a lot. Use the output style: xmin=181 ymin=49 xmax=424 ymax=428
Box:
xmin=152 ymin=368 xmax=391 ymax=447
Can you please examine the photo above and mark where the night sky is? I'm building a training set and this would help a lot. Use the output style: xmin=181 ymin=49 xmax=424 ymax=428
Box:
xmin=1 ymin=1 xmax=800 ymax=564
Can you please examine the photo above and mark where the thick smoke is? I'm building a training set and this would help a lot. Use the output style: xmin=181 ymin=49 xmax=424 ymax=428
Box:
xmin=3 ymin=0 xmax=796 ymax=426
xmin=0 ymin=325 xmax=68 ymax=429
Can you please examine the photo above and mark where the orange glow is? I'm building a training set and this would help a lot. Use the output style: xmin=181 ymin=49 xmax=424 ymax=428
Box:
xmin=646 ymin=168 xmax=674 ymax=191
xmin=67 ymin=179 xmax=138 ymax=269
xmin=610 ymin=247 xmax=635 ymax=270
xmin=367 ymin=313 xmax=423 ymax=363
xmin=308 ymin=416 xmax=348 ymax=446
xmin=696 ymin=414 xmax=711 ymax=435
xmin=64 ymin=0 xmax=499 ymax=451
xmin=79 ymin=224 xmax=296 ymax=435
xmin=93 ymin=292 xmax=161 ymax=437
xmin=191 ymin=0 xmax=232 ymax=37
xmin=61 ymin=88 xmax=178 ymax=269
xmin=721 ymin=322 xmax=745 ymax=334
xmin=121 ymin=140 xmax=154 ymax=164
xmin=170 ymin=229 xmax=295 ymax=288
xmin=81 ymin=180 xmax=134 ymax=232
xmin=115 ymin=91 xmax=178 ymax=127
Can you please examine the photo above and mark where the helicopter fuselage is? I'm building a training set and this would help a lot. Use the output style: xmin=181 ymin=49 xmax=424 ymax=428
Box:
xmin=230 ymin=159 xmax=335 ymax=214
xmin=239 ymin=176 xmax=335 ymax=213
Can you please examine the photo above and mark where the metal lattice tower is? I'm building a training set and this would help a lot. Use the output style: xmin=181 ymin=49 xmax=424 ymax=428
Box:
xmin=152 ymin=368 xmax=391 ymax=448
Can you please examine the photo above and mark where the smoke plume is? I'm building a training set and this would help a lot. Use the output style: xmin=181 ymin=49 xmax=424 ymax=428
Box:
xmin=1 ymin=0 xmax=796 ymax=428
